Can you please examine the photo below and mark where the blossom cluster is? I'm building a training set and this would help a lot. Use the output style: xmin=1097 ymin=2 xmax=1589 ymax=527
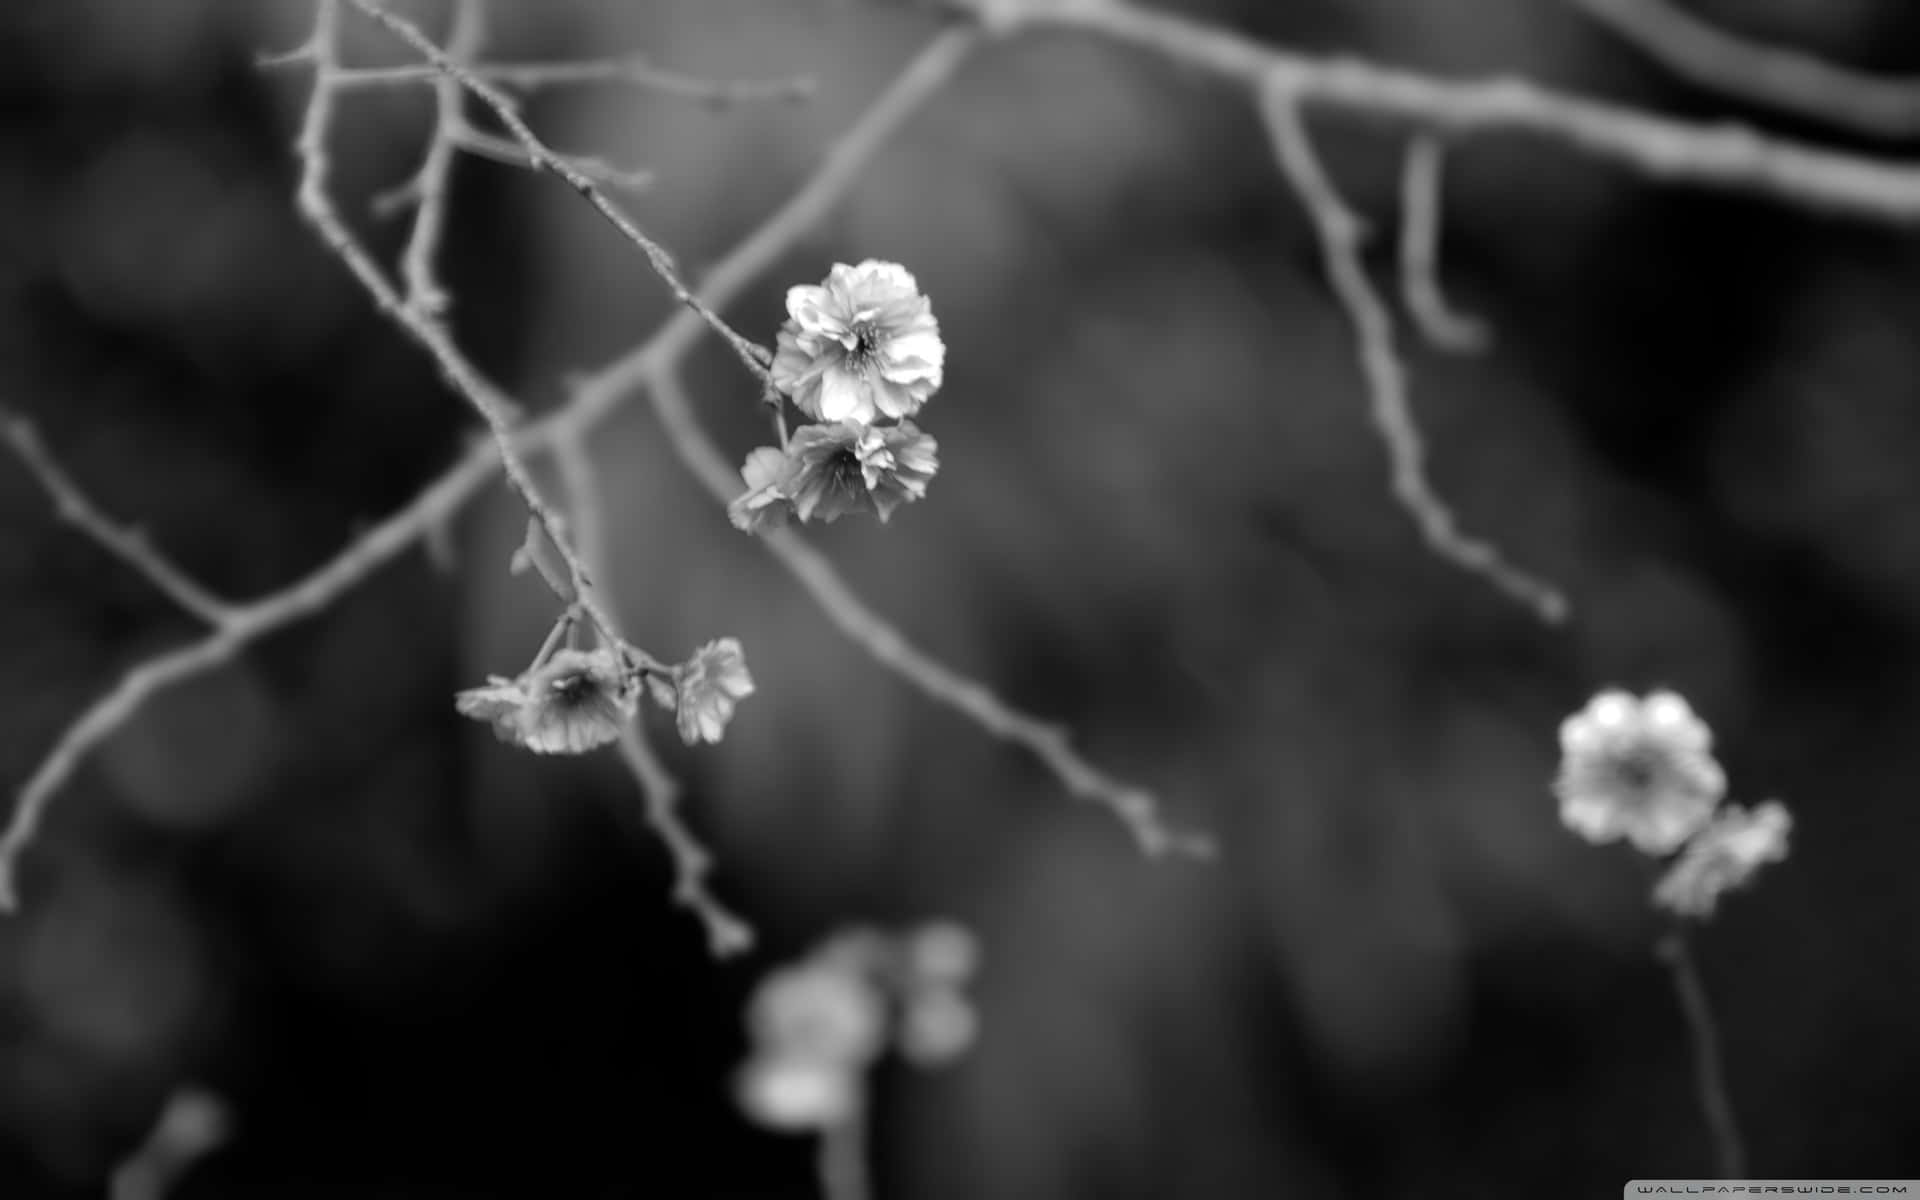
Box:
xmin=456 ymin=635 xmax=754 ymax=754
xmin=736 ymin=921 xmax=980 ymax=1132
xmin=1552 ymin=688 xmax=1791 ymax=920
xmin=730 ymin=260 xmax=945 ymax=532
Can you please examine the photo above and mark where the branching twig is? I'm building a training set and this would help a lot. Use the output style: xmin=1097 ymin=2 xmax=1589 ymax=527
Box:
xmin=299 ymin=58 xmax=815 ymax=107
xmin=1259 ymin=80 xmax=1569 ymax=624
xmin=646 ymin=369 xmax=1216 ymax=860
xmin=444 ymin=123 xmax=654 ymax=191
xmin=1 ymin=413 xmax=236 ymax=628
xmin=0 ymin=20 xmax=979 ymax=907
xmin=549 ymin=423 xmax=754 ymax=956
xmin=1656 ymin=930 xmax=1748 ymax=1179
xmin=296 ymin=0 xmax=631 ymax=655
xmin=1570 ymin=0 xmax=1920 ymax=139
xmin=955 ymin=0 xmax=1920 ymax=225
xmin=395 ymin=0 xmax=484 ymax=315
xmin=345 ymin=0 xmax=778 ymax=393
xmin=1397 ymin=136 xmax=1490 ymax=353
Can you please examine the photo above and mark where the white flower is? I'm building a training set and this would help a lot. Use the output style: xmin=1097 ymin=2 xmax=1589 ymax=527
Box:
xmin=727 ymin=446 xmax=798 ymax=535
xmin=736 ymin=1054 xmax=863 ymax=1132
xmin=1653 ymin=800 xmax=1792 ymax=919
xmin=454 ymin=647 xmax=636 ymax=755
xmin=772 ymin=260 xmax=945 ymax=425
xmin=674 ymin=639 xmax=755 ymax=746
xmin=1554 ymin=688 xmax=1726 ymax=855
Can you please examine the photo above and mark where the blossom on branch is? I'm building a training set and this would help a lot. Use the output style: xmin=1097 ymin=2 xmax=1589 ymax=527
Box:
xmin=672 ymin=638 xmax=756 ymax=745
xmin=1554 ymin=688 xmax=1726 ymax=855
xmin=455 ymin=646 xmax=638 ymax=754
xmin=1654 ymin=800 xmax=1793 ymax=919
xmin=728 ymin=421 xmax=940 ymax=530
xmin=772 ymin=259 xmax=945 ymax=425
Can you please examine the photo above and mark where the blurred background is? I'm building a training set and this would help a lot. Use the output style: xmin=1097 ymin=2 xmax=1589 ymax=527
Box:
xmin=5 ymin=0 xmax=1920 ymax=1195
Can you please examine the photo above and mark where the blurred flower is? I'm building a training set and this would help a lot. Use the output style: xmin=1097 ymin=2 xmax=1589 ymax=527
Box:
xmin=674 ymin=638 xmax=756 ymax=745
xmin=736 ymin=921 xmax=982 ymax=1133
xmin=855 ymin=422 xmax=939 ymax=521
xmin=1554 ymin=688 xmax=1725 ymax=855
xmin=727 ymin=446 xmax=798 ymax=534
xmin=455 ymin=647 xmax=636 ymax=754
xmin=737 ymin=954 xmax=886 ymax=1132
xmin=896 ymin=921 xmax=981 ymax=1066
xmin=736 ymin=1053 xmax=865 ymax=1131
xmin=1654 ymin=800 xmax=1793 ymax=919
xmin=772 ymin=259 xmax=945 ymax=425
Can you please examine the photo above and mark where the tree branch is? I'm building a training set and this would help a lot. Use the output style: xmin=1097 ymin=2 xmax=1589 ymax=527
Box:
xmin=0 ymin=18 xmax=979 ymax=908
xmin=1260 ymin=79 xmax=1569 ymax=624
xmin=549 ymin=423 xmax=754 ymax=956
xmin=1 ymin=412 xmax=236 ymax=628
xmin=956 ymin=0 xmax=1920 ymax=224
xmin=1397 ymin=136 xmax=1490 ymax=353
xmin=1569 ymin=0 xmax=1920 ymax=139
xmin=314 ymin=57 xmax=815 ymax=107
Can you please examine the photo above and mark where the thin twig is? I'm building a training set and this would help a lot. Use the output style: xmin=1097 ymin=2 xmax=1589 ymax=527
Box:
xmin=1397 ymin=136 xmax=1491 ymax=353
xmin=647 ymin=368 xmax=1216 ymax=860
xmin=295 ymin=0 xmax=629 ymax=653
xmin=396 ymin=0 xmax=484 ymax=315
xmin=345 ymin=0 xmax=778 ymax=391
xmin=955 ymin=0 xmax=1920 ymax=225
xmin=1656 ymin=930 xmax=1748 ymax=1179
xmin=315 ymin=57 xmax=816 ymax=106
xmin=549 ymin=423 xmax=754 ymax=956
xmin=109 ymin=1086 xmax=230 ymax=1200
xmin=1 ymin=413 xmax=235 ymax=627
xmin=0 ymin=26 xmax=979 ymax=908
xmin=1569 ymin=0 xmax=1920 ymax=139
xmin=817 ymin=1103 xmax=872 ymax=1200
xmin=445 ymin=124 xmax=654 ymax=190
xmin=1259 ymin=79 xmax=1569 ymax=624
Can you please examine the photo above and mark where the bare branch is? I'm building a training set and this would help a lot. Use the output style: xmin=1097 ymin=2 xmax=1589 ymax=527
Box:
xmin=295 ymin=0 xmax=632 ymax=657
xmin=396 ymin=0 xmax=484 ymax=315
xmin=1397 ymin=136 xmax=1491 ymax=353
xmin=1 ymin=23 xmax=978 ymax=907
xmin=1260 ymin=79 xmax=1569 ymax=624
xmin=110 ymin=1087 xmax=230 ymax=1200
xmin=318 ymin=57 xmax=816 ymax=106
xmin=0 ymin=412 xmax=235 ymax=628
xmin=1570 ymin=0 xmax=1920 ymax=139
xmin=957 ymin=0 xmax=1920 ymax=226
xmin=445 ymin=123 xmax=654 ymax=191
xmin=550 ymin=422 xmax=754 ymax=956
xmin=646 ymin=369 xmax=1217 ymax=860
xmin=345 ymin=0 xmax=779 ymax=392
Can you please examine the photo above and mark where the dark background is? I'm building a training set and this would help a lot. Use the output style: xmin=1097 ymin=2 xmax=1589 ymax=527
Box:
xmin=4 ymin=0 xmax=1920 ymax=1196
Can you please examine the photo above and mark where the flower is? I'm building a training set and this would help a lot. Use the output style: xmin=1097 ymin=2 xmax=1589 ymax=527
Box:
xmin=772 ymin=420 xmax=940 ymax=525
xmin=674 ymin=638 xmax=756 ymax=745
xmin=728 ymin=446 xmax=798 ymax=535
xmin=1653 ymin=800 xmax=1792 ymax=919
xmin=1554 ymin=688 xmax=1726 ymax=855
xmin=895 ymin=921 xmax=980 ymax=1066
xmin=454 ymin=647 xmax=636 ymax=755
xmin=772 ymin=260 xmax=945 ymax=425
xmin=737 ymin=955 xmax=887 ymax=1132
xmin=854 ymin=422 xmax=939 ymax=522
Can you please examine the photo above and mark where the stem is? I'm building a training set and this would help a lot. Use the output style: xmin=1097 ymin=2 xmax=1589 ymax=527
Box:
xmin=817 ymin=1103 xmax=871 ymax=1200
xmin=1655 ymin=929 xmax=1747 ymax=1179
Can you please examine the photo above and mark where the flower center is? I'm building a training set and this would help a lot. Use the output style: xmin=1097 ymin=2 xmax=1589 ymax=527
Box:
xmin=827 ymin=449 xmax=865 ymax=496
xmin=1610 ymin=746 xmax=1663 ymax=793
xmin=547 ymin=669 xmax=603 ymax=709
xmin=845 ymin=321 xmax=880 ymax=372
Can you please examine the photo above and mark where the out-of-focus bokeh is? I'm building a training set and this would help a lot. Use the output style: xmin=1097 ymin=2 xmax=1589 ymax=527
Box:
xmin=5 ymin=0 xmax=1920 ymax=1195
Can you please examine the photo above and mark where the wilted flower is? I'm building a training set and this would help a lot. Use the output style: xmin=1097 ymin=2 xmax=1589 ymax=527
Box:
xmin=455 ymin=647 xmax=637 ymax=754
xmin=727 ymin=446 xmax=798 ymax=535
xmin=674 ymin=638 xmax=756 ymax=745
xmin=772 ymin=260 xmax=945 ymax=425
xmin=1554 ymin=688 xmax=1726 ymax=855
xmin=1654 ymin=800 xmax=1792 ymax=919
